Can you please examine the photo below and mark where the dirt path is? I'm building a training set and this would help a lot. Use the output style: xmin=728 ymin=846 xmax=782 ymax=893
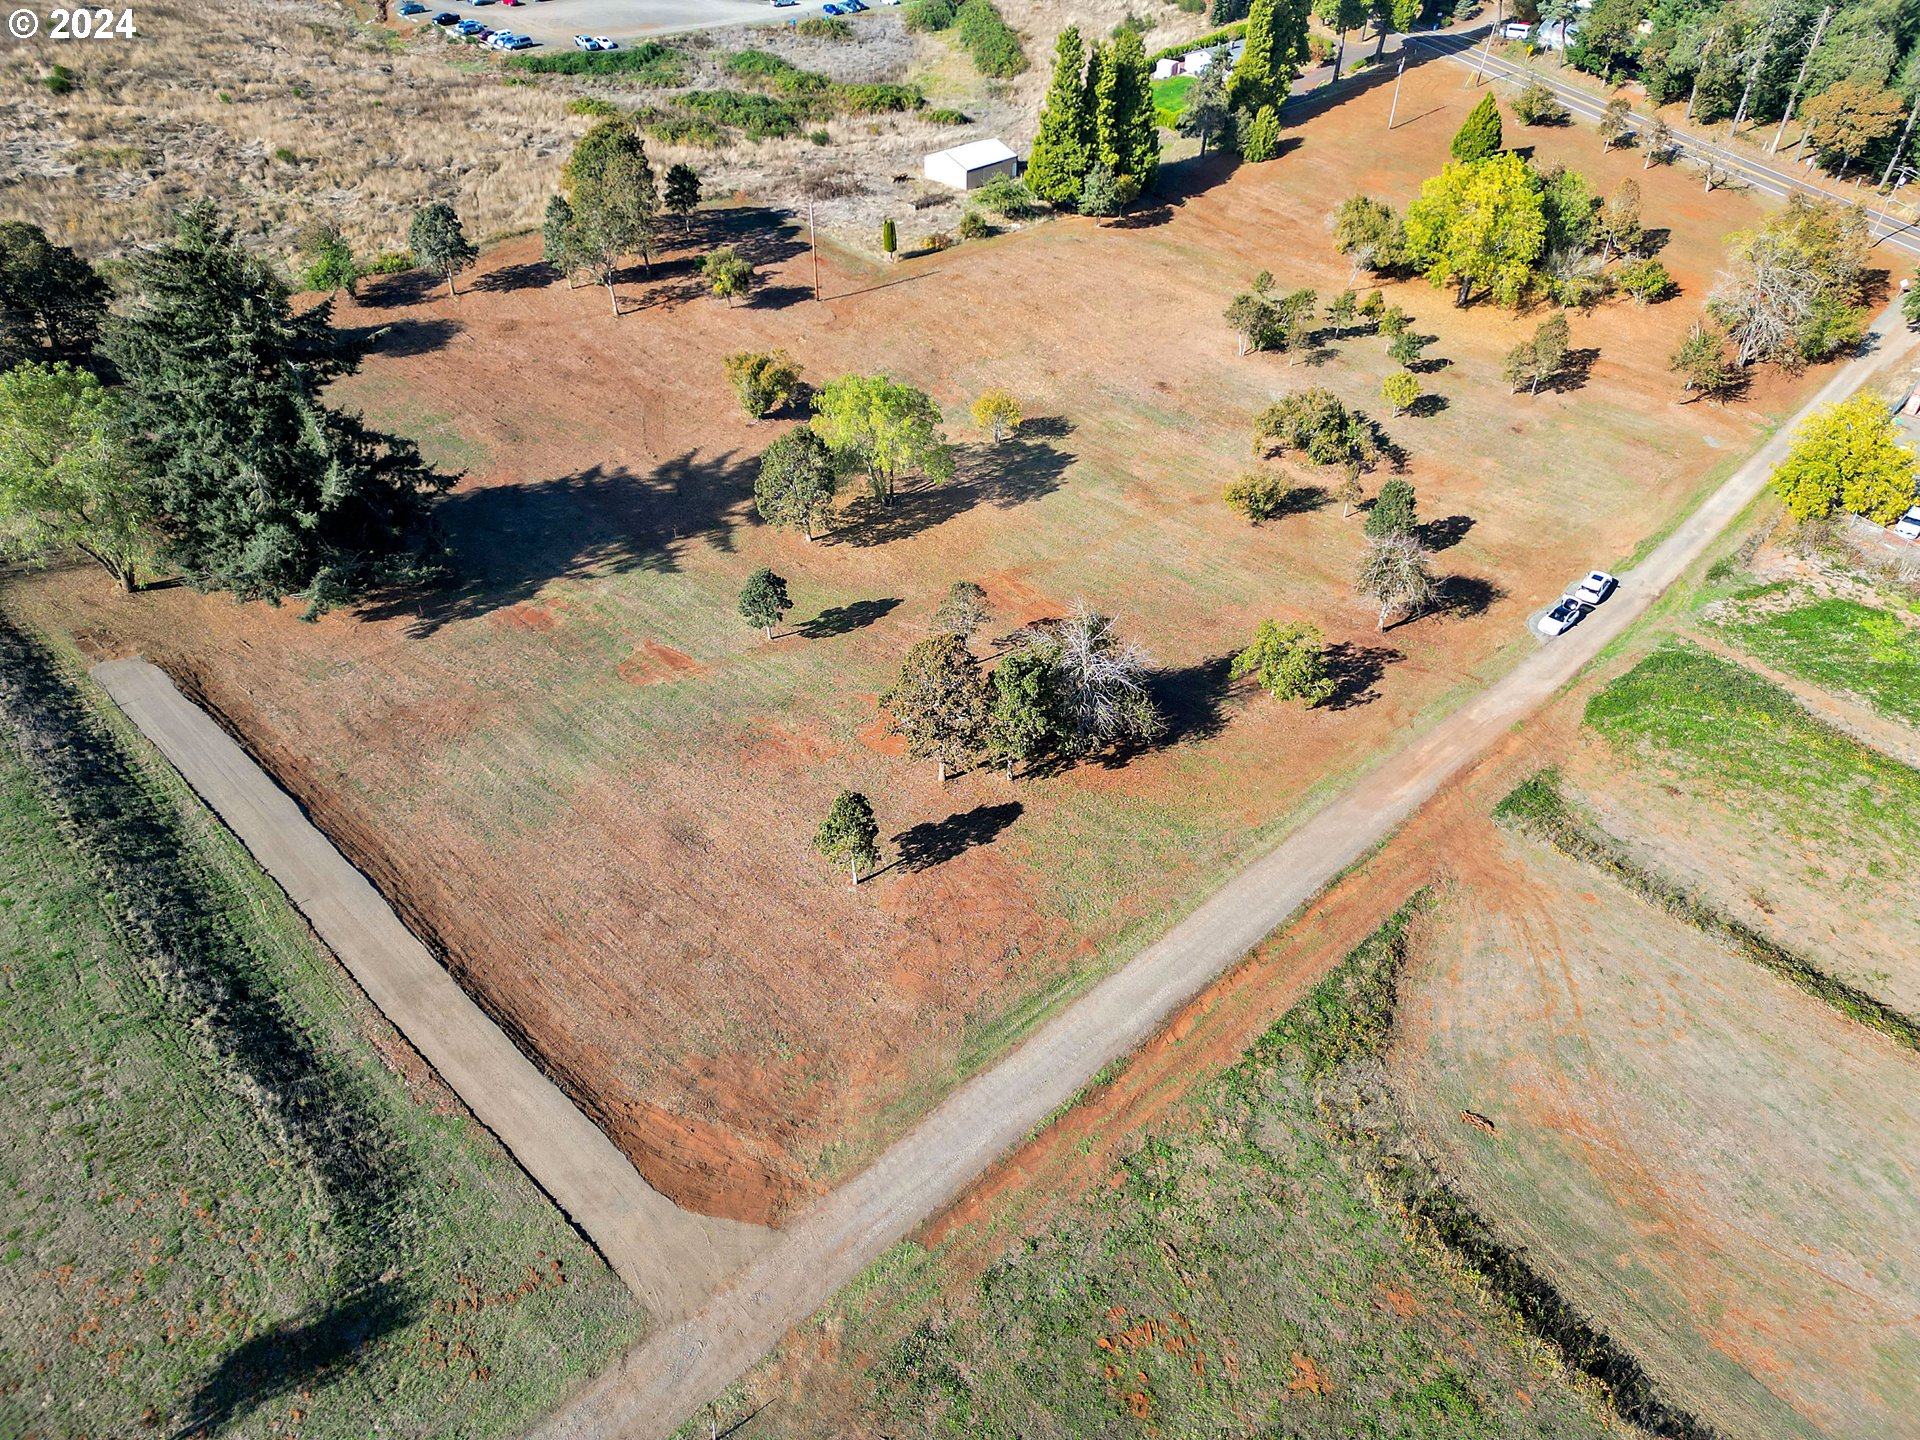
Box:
xmin=526 ymin=323 xmax=1918 ymax=1437
xmin=90 ymin=658 xmax=771 ymax=1324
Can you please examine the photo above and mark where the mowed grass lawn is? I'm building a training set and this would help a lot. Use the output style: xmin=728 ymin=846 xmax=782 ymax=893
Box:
xmin=16 ymin=57 xmax=1819 ymax=1215
xmin=0 ymin=678 xmax=643 ymax=1437
xmin=721 ymin=906 xmax=1621 ymax=1440
xmin=1713 ymin=588 xmax=1920 ymax=726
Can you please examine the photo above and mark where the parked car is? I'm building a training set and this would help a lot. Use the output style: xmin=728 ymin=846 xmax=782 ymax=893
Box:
xmin=399 ymin=3 xmax=427 ymax=14
xmin=772 ymin=0 xmax=799 ymax=6
xmin=432 ymin=10 xmax=459 ymax=21
xmin=593 ymin=35 xmax=617 ymax=47
xmin=574 ymin=32 xmax=599 ymax=46
xmin=1502 ymin=20 xmax=1531 ymax=38
xmin=822 ymin=4 xmax=843 ymax=12
xmin=1893 ymin=505 xmax=1920 ymax=540
xmin=1573 ymin=570 xmax=1617 ymax=605
xmin=455 ymin=19 xmax=484 ymax=32
xmin=843 ymin=0 xmax=867 ymax=10
xmin=1537 ymin=597 xmax=1591 ymax=637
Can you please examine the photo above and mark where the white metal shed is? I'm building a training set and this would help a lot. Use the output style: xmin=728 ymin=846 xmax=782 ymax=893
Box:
xmin=923 ymin=138 xmax=1020 ymax=192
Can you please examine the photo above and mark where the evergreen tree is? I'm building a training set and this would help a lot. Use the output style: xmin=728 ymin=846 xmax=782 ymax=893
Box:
xmin=408 ymin=202 xmax=477 ymax=298
xmin=107 ymin=204 xmax=448 ymax=617
xmin=1178 ymin=46 xmax=1234 ymax=155
xmin=542 ymin=195 xmax=581 ymax=286
xmin=1363 ymin=476 xmax=1417 ymax=537
xmin=755 ymin=429 xmax=838 ymax=540
xmin=1230 ymin=620 xmax=1335 ymax=705
xmin=985 ymin=646 xmax=1065 ymax=777
xmin=567 ymin=120 xmax=661 ymax=316
xmin=1096 ymin=27 xmax=1160 ymax=191
xmin=813 ymin=790 xmax=880 ymax=886
xmin=1241 ymin=104 xmax=1282 ymax=161
xmin=739 ymin=566 xmax=791 ymax=639
xmin=1027 ymin=25 xmax=1094 ymax=205
xmin=0 ymin=221 xmax=109 ymax=368
xmin=1229 ymin=0 xmax=1308 ymax=115
xmin=1450 ymin=93 xmax=1503 ymax=162
xmin=664 ymin=163 xmax=701 ymax=231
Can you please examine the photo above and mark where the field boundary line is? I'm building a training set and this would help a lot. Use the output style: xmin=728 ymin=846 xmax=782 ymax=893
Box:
xmin=90 ymin=657 xmax=772 ymax=1324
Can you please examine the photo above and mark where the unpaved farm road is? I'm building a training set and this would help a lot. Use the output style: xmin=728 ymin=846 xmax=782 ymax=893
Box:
xmin=91 ymin=658 xmax=771 ymax=1323
xmin=532 ymin=310 xmax=1916 ymax=1440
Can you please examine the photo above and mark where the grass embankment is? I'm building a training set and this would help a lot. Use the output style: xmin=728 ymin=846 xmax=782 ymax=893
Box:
xmin=0 ymin=623 xmax=644 ymax=1438
xmin=781 ymin=903 xmax=1658 ymax=1440
xmin=1713 ymin=588 xmax=1920 ymax=726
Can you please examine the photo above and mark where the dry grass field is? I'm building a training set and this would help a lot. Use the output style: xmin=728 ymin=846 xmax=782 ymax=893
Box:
xmin=8 ymin=57 xmax=1830 ymax=1225
xmin=0 ymin=0 xmax=1205 ymax=258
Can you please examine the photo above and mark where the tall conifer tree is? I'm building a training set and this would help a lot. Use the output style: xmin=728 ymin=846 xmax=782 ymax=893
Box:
xmin=1027 ymin=25 xmax=1093 ymax=204
xmin=1096 ymin=28 xmax=1160 ymax=189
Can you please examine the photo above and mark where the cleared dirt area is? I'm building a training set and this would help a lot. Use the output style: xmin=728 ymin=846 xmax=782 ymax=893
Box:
xmin=11 ymin=60 xmax=1827 ymax=1225
xmin=1394 ymin=826 xmax=1920 ymax=1440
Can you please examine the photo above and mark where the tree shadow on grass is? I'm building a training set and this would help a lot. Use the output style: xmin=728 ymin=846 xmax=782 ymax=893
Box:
xmin=174 ymin=1282 xmax=420 ymax=1439
xmin=470 ymin=260 xmax=558 ymax=294
xmin=356 ymin=268 xmax=445 ymax=308
xmin=1543 ymin=347 xmax=1600 ymax=395
xmin=358 ymin=449 xmax=756 ymax=637
xmin=340 ymin=316 xmax=463 ymax=360
xmin=837 ymin=432 xmax=1072 ymax=547
xmin=1416 ymin=513 xmax=1474 ymax=552
xmin=886 ymin=801 xmax=1023 ymax=873
xmin=798 ymin=596 xmax=900 ymax=638
xmin=1320 ymin=640 xmax=1403 ymax=710
xmin=1150 ymin=652 xmax=1243 ymax=749
xmin=1435 ymin=573 xmax=1507 ymax=619
xmin=1407 ymin=392 xmax=1450 ymax=418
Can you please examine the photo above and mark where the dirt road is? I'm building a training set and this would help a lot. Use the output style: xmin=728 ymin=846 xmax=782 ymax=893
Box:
xmin=91 ymin=658 xmax=771 ymax=1324
xmin=529 ymin=308 xmax=1916 ymax=1438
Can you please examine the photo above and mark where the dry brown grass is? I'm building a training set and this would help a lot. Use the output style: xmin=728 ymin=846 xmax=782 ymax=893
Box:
xmin=0 ymin=0 xmax=1212 ymax=263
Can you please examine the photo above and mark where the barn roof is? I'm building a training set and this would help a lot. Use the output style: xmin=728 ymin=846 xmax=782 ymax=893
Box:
xmin=928 ymin=138 xmax=1018 ymax=171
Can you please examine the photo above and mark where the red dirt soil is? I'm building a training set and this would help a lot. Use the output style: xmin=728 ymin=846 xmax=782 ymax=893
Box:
xmin=11 ymin=61 xmax=1834 ymax=1225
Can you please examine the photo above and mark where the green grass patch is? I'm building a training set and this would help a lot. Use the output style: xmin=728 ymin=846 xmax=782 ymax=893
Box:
xmin=1714 ymin=592 xmax=1920 ymax=727
xmin=678 ymin=88 xmax=811 ymax=139
xmin=1496 ymin=764 xmax=1920 ymax=1051
xmin=505 ymin=40 xmax=685 ymax=81
xmin=798 ymin=899 xmax=1638 ymax=1440
xmin=0 ymin=627 xmax=644 ymax=1437
xmin=1586 ymin=642 xmax=1920 ymax=853
xmin=1151 ymin=73 xmax=1193 ymax=127
xmin=905 ymin=0 xmax=1026 ymax=77
xmin=721 ymin=50 xmax=923 ymax=115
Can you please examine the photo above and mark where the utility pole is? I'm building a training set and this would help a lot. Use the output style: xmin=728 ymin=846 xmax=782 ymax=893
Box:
xmin=1388 ymin=49 xmax=1408 ymax=126
xmin=1472 ymin=24 xmax=1494 ymax=86
xmin=1769 ymin=4 xmax=1831 ymax=154
xmin=1881 ymin=90 xmax=1920 ymax=189
xmin=808 ymin=196 xmax=820 ymax=302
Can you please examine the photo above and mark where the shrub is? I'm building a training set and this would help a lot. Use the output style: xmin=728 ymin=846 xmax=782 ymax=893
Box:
xmin=1224 ymin=469 xmax=1293 ymax=521
xmin=44 ymin=64 xmax=74 ymax=95
xmin=1512 ymin=80 xmax=1568 ymax=126
xmin=647 ymin=113 xmax=726 ymax=146
xmin=882 ymin=217 xmax=898 ymax=254
xmin=971 ymin=175 xmax=1040 ymax=218
xmin=508 ymin=41 xmax=685 ymax=82
xmin=905 ymin=0 xmax=955 ymax=29
xmin=680 ymin=89 xmax=807 ymax=139
xmin=958 ymin=210 xmax=993 ymax=239
xmin=797 ymin=13 xmax=852 ymax=37
xmin=1241 ymin=105 xmax=1280 ymax=162
xmin=272 ymin=146 xmax=298 ymax=164
xmin=724 ymin=350 xmax=802 ymax=419
xmin=725 ymin=48 xmax=833 ymax=96
xmin=565 ymin=96 xmax=622 ymax=117
xmin=927 ymin=107 xmax=971 ymax=125
xmin=923 ymin=231 xmax=955 ymax=252
xmin=363 ymin=250 xmax=414 ymax=275
xmin=833 ymin=82 xmax=924 ymax=113
xmin=951 ymin=0 xmax=1028 ymax=76
xmin=1617 ymin=257 xmax=1675 ymax=304
xmin=809 ymin=128 xmax=831 ymax=145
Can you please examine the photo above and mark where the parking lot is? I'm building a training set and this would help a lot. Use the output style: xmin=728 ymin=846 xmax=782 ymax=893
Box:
xmin=411 ymin=0 xmax=785 ymax=51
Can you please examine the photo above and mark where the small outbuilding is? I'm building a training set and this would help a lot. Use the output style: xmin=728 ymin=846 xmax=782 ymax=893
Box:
xmin=923 ymin=138 xmax=1020 ymax=192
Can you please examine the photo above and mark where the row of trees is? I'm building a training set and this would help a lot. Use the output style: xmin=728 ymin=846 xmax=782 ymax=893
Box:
xmin=0 ymin=210 xmax=447 ymax=614
xmin=1026 ymin=26 xmax=1163 ymax=214
xmin=538 ymin=121 xmax=704 ymax=315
